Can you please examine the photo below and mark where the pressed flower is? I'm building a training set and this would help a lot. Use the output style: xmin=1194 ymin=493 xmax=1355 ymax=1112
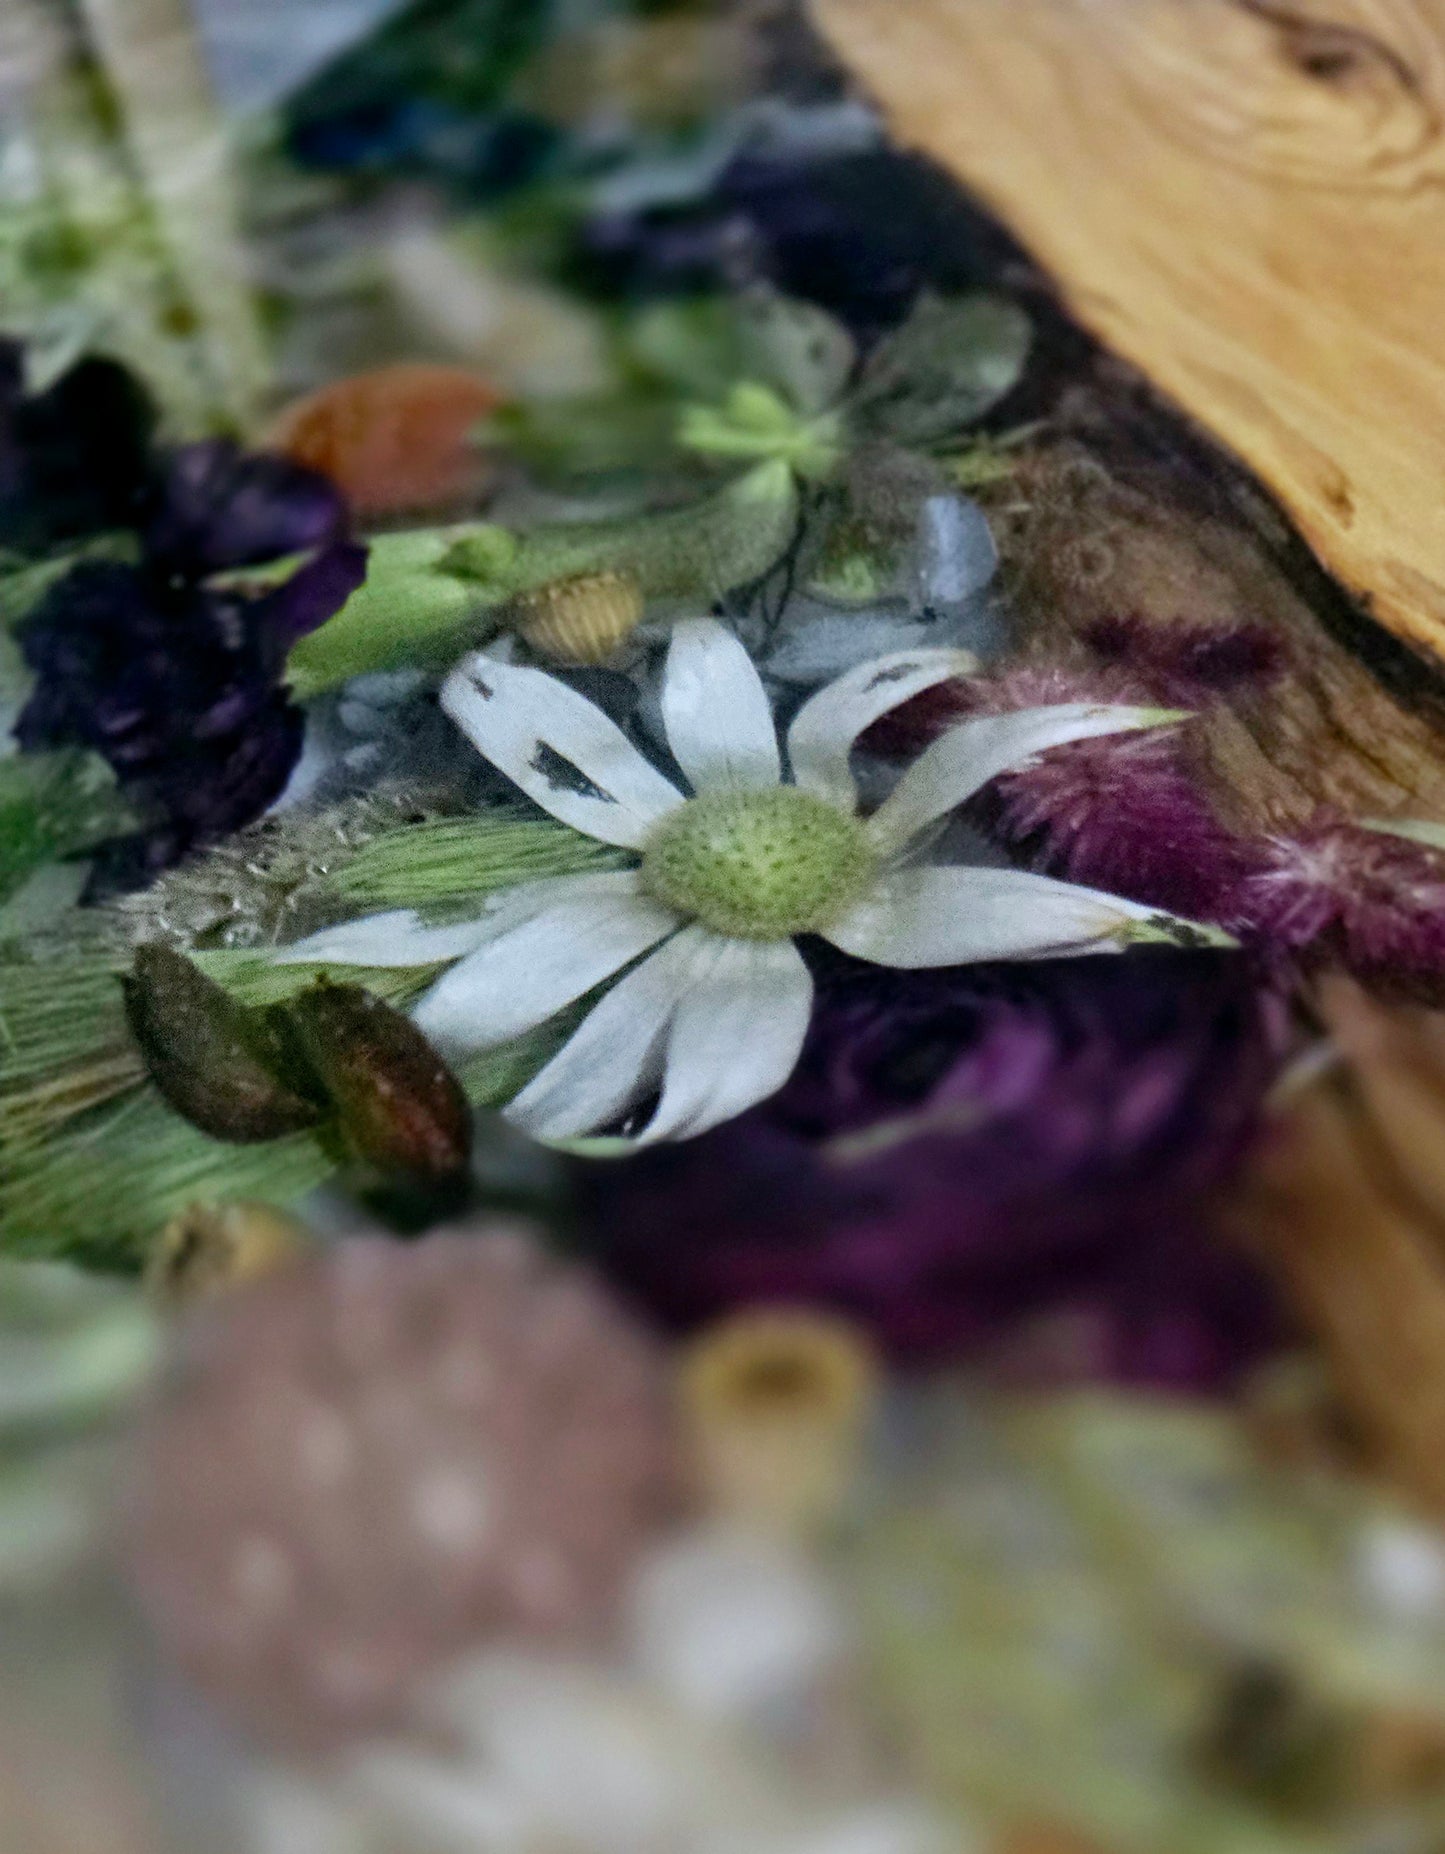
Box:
xmin=282 ymin=619 xmax=1224 ymax=1144
xmin=578 ymin=949 xmax=1283 ymax=1381
xmin=15 ymin=440 xmax=366 ymax=880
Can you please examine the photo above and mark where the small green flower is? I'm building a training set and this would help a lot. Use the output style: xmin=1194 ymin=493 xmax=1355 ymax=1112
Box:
xmin=643 ymin=788 xmax=875 ymax=940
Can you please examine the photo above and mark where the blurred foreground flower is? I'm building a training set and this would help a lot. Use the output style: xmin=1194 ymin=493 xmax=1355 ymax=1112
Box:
xmin=580 ymin=948 xmax=1282 ymax=1383
xmin=124 ymin=1225 xmax=679 ymax=1751
xmin=1222 ymin=978 xmax=1445 ymax=1513
xmin=15 ymin=440 xmax=365 ymax=882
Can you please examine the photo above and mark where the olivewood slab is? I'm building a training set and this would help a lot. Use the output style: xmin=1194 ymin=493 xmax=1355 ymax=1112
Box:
xmin=813 ymin=0 xmax=1445 ymax=667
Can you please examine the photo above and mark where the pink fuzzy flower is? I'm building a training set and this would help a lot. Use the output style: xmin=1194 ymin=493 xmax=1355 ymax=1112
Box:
xmin=1243 ymin=817 xmax=1445 ymax=991
xmin=869 ymin=660 xmax=1263 ymax=924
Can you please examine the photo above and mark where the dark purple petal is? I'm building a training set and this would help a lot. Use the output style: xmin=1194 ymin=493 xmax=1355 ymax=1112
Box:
xmin=145 ymin=439 xmax=348 ymax=574
xmin=254 ymin=539 xmax=368 ymax=662
xmin=14 ymin=540 xmax=350 ymax=881
xmin=0 ymin=344 xmax=156 ymax=552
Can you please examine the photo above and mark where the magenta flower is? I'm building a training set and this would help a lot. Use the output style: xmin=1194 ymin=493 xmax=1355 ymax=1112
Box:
xmin=870 ymin=656 xmax=1445 ymax=994
xmin=1243 ymin=816 xmax=1445 ymax=992
xmin=869 ymin=659 xmax=1264 ymax=925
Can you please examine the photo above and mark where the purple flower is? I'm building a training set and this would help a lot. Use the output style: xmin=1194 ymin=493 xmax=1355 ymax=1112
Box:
xmin=144 ymin=439 xmax=349 ymax=576
xmin=870 ymin=660 xmax=1264 ymax=925
xmin=1243 ymin=816 xmax=1445 ymax=995
xmin=0 ymin=340 xmax=156 ymax=552
xmin=870 ymin=660 xmax=1445 ymax=992
xmin=15 ymin=440 xmax=365 ymax=882
xmin=578 ymin=949 xmax=1284 ymax=1389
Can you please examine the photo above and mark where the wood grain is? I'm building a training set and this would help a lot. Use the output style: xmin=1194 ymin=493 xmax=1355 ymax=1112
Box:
xmin=813 ymin=0 xmax=1445 ymax=666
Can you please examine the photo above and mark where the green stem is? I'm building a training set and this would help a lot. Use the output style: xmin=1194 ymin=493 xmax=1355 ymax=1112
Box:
xmin=73 ymin=0 xmax=270 ymax=427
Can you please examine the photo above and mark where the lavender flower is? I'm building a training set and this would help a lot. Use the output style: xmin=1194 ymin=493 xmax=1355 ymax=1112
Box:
xmin=578 ymin=948 xmax=1283 ymax=1389
xmin=15 ymin=440 xmax=365 ymax=882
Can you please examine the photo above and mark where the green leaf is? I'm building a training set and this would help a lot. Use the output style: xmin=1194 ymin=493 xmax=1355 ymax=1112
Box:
xmin=736 ymin=289 xmax=856 ymax=418
xmin=849 ymin=293 xmax=1033 ymax=450
xmin=287 ymin=462 xmax=800 ymax=697
xmin=284 ymin=525 xmax=494 ymax=698
xmin=0 ymin=751 xmax=134 ymax=907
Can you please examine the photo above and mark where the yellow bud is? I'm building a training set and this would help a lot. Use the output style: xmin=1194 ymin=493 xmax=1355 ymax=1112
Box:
xmin=679 ymin=1308 xmax=880 ymax=1535
xmin=510 ymin=570 xmax=645 ymax=665
xmin=147 ymin=1201 xmax=311 ymax=1311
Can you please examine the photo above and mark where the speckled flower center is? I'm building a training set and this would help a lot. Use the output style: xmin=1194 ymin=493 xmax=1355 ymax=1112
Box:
xmin=642 ymin=787 xmax=874 ymax=940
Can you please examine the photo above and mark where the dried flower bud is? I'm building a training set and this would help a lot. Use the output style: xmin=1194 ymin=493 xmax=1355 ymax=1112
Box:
xmin=679 ymin=1309 xmax=879 ymax=1533
xmin=122 ymin=946 xmax=321 ymax=1142
xmin=146 ymin=1201 xmax=311 ymax=1310
xmin=277 ymin=980 xmax=473 ymax=1188
xmin=510 ymin=569 xmax=645 ymax=665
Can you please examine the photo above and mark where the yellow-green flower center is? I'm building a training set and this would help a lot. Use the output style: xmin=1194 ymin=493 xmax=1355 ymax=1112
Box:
xmin=642 ymin=787 xmax=875 ymax=940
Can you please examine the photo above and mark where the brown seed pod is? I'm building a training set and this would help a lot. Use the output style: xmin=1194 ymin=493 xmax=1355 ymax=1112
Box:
xmin=276 ymin=979 xmax=472 ymax=1187
xmin=122 ymin=946 xmax=321 ymax=1143
xmin=147 ymin=1201 xmax=311 ymax=1311
xmin=510 ymin=569 xmax=645 ymax=665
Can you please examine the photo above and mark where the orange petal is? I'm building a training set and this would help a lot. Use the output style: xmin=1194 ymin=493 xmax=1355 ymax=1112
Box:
xmin=265 ymin=363 xmax=504 ymax=518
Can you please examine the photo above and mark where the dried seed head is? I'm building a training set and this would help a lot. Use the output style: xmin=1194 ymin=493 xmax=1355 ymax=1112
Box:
xmin=122 ymin=946 xmax=322 ymax=1142
xmin=278 ymin=980 xmax=473 ymax=1187
xmin=642 ymin=787 xmax=875 ymax=940
xmin=510 ymin=569 xmax=645 ymax=665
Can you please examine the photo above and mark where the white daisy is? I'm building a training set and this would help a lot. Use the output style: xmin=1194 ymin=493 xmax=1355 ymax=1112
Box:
xmin=280 ymin=619 xmax=1227 ymax=1144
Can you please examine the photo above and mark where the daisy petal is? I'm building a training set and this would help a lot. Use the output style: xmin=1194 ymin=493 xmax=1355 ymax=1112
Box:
xmin=866 ymin=703 xmax=1184 ymax=854
xmin=504 ymin=928 xmax=714 ymax=1141
xmin=275 ymin=909 xmax=497 ymax=968
xmin=637 ymin=934 xmax=813 ymax=1144
xmin=442 ymin=652 xmax=685 ymax=848
xmin=662 ymin=617 xmax=780 ymax=792
xmin=787 ymin=649 xmax=979 ymax=810
xmin=823 ymin=864 xmax=1226 ymax=967
xmin=412 ymin=870 xmax=678 ymax=1053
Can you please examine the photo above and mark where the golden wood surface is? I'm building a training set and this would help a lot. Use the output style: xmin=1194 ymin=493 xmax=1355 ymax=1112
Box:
xmin=814 ymin=0 xmax=1445 ymax=665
